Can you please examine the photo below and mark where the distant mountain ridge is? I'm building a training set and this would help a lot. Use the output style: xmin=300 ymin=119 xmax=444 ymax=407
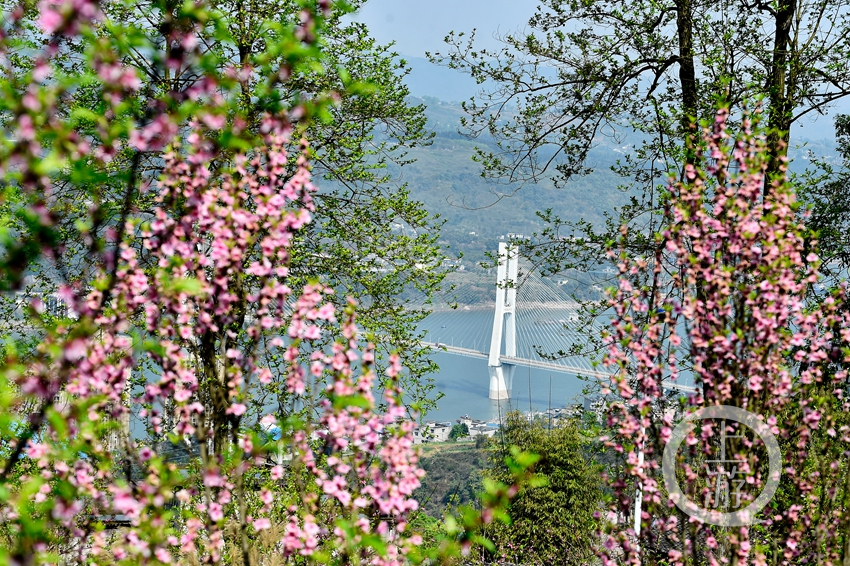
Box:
xmin=389 ymin=87 xmax=841 ymax=265
xmin=392 ymin=97 xmax=632 ymax=264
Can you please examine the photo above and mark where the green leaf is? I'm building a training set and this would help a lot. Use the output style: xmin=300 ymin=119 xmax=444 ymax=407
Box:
xmin=162 ymin=276 xmax=206 ymax=297
xmin=332 ymin=394 xmax=371 ymax=410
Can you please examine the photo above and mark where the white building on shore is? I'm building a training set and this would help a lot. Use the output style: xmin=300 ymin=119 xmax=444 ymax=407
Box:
xmin=412 ymin=421 xmax=453 ymax=444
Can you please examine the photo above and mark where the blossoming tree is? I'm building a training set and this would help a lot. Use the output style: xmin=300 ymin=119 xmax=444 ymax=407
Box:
xmin=600 ymin=109 xmax=850 ymax=564
xmin=0 ymin=1 xmax=535 ymax=564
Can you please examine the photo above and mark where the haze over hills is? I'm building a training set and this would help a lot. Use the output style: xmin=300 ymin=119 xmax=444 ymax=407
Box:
xmin=389 ymin=90 xmax=840 ymax=266
xmin=394 ymin=96 xmax=627 ymax=265
xmin=350 ymin=9 xmax=850 ymax=268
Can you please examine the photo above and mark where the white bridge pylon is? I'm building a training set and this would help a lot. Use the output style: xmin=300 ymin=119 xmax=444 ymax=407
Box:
xmin=417 ymin=243 xmax=698 ymax=398
xmin=488 ymin=242 xmax=518 ymax=400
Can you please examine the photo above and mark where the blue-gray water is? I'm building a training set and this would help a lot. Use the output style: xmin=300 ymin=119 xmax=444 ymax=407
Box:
xmin=418 ymin=308 xmax=602 ymax=423
xmin=423 ymin=352 xmax=596 ymax=423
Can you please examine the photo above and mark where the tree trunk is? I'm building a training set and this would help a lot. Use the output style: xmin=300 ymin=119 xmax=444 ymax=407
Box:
xmin=676 ymin=0 xmax=698 ymax=165
xmin=765 ymin=0 xmax=796 ymax=195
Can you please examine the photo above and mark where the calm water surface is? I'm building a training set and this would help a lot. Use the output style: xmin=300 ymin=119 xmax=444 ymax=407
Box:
xmin=418 ymin=308 xmax=601 ymax=423
xmin=423 ymin=352 xmax=595 ymax=423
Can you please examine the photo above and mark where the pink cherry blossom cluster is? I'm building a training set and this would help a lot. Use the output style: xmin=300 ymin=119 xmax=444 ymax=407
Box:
xmin=7 ymin=108 xmax=427 ymax=566
xmin=38 ymin=0 xmax=101 ymax=36
xmin=0 ymin=2 xmax=436 ymax=564
xmin=74 ymin=118 xmax=423 ymax=564
xmin=600 ymin=108 xmax=850 ymax=564
xmin=284 ymin=335 xmax=426 ymax=564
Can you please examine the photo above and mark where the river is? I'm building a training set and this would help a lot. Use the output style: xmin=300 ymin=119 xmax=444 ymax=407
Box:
xmin=418 ymin=307 xmax=604 ymax=423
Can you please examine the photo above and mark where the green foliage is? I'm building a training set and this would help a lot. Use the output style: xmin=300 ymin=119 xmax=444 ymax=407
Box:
xmin=448 ymin=422 xmax=469 ymax=441
xmin=482 ymin=411 xmax=602 ymax=565
xmin=799 ymin=114 xmax=850 ymax=284
xmin=280 ymin=8 xmax=448 ymax=408
xmin=0 ymin=0 xmax=448 ymax=414
xmin=414 ymin=444 xmax=487 ymax=518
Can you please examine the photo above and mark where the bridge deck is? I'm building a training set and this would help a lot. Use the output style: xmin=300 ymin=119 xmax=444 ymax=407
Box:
xmin=426 ymin=343 xmax=697 ymax=394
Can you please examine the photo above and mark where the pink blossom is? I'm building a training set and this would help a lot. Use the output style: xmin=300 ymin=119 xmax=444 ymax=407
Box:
xmin=26 ymin=443 xmax=49 ymax=459
xmin=38 ymin=8 xmax=63 ymax=34
xmin=208 ymin=503 xmax=223 ymax=522
xmin=226 ymin=403 xmax=247 ymax=416
xmin=37 ymin=0 xmax=101 ymax=35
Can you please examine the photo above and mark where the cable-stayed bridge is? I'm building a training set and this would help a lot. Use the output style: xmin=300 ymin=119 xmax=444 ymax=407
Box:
xmin=418 ymin=243 xmax=696 ymax=399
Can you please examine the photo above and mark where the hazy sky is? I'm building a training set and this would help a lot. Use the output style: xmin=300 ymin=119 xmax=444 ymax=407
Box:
xmin=353 ymin=0 xmax=540 ymax=57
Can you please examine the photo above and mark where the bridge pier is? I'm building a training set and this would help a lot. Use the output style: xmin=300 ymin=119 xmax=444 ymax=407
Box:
xmin=488 ymin=242 xmax=518 ymax=400
xmin=488 ymin=364 xmax=514 ymax=400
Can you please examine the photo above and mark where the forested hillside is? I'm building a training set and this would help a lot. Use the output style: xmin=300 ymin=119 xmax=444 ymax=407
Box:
xmin=413 ymin=443 xmax=488 ymax=518
xmin=392 ymin=97 xmax=629 ymax=263
xmin=391 ymin=95 xmax=839 ymax=265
